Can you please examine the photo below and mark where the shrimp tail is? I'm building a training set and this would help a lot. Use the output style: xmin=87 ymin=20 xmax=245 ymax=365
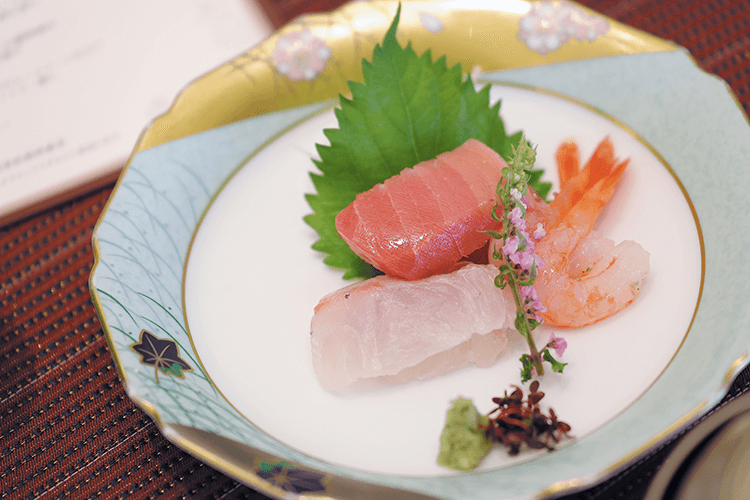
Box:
xmin=565 ymin=157 xmax=629 ymax=232
xmin=582 ymin=136 xmax=616 ymax=188
xmin=550 ymin=137 xmax=620 ymax=218
xmin=556 ymin=140 xmax=580 ymax=190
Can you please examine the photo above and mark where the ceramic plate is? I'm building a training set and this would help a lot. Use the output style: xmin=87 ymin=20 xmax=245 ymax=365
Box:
xmin=90 ymin=1 xmax=750 ymax=498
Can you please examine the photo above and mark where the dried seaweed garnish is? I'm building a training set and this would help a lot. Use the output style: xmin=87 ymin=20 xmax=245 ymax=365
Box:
xmin=482 ymin=381 xmax=572 ymax=456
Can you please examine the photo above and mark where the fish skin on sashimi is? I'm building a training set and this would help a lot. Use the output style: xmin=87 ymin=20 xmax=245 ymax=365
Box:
xmin=335 ymin=139 xmax=507 ymax=280
xmin=310 ymin=263 xmax=515 ymax=391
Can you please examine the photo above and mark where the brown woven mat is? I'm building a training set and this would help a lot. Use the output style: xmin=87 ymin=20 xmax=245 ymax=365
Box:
xmin=3 ymin=1 xmax=750 ymax=498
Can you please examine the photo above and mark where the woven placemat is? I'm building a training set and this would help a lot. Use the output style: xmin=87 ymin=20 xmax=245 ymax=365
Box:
xmin=3 ymin=1 xmax=749 ymax=499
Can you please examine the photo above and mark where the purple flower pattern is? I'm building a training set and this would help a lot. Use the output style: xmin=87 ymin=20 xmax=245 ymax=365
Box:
xmin=271 ymin=29 xmax=332 ymax=81
xmin=255 ymin=460 xmax=327 ymax=494
xmin=130 ymin=330 xmax=192 ymax=383
xmin=419 ymin=11 xmax=444 ymax=33
xmin=519 ymin=1 xmax=610 ymax=55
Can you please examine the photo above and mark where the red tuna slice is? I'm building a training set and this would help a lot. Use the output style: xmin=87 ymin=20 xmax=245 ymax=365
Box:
xmin=335 ymin=139 xmax=506 ymax=280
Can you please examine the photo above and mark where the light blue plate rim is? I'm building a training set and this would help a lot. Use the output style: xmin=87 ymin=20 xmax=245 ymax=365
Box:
xmin=89 ymin=38 xmax=750 ymax=500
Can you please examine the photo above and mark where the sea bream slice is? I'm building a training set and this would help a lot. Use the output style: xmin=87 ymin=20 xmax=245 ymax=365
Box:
xmin=310 ymin=263 xmax=515 ymax=391
xmin=335 ymin=139 xmax=507 ymax=280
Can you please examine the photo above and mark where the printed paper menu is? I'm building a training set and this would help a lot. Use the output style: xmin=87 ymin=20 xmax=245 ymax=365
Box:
xmin=0 ymin=0 xmax=272 ymax=225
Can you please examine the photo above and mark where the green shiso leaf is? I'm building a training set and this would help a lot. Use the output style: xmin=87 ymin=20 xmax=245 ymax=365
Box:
xmin=305 ymin=5 xmax=546 ymax=279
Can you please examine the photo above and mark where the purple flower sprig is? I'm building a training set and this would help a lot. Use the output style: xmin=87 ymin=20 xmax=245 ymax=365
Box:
xmin=484 ymin=136 xmax=567 ymax=382
xmin=520 ymin=332 xmax=568 ymax=383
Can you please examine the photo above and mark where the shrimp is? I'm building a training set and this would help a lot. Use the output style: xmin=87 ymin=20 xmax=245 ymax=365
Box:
xmin=549 ymin=137 xmax=619 ymax=219
xmin=533 ymin=138 xmax=650 ymax=328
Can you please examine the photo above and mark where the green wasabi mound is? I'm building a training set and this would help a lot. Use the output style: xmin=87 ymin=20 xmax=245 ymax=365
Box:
xmin=437 ymin=398 xmax=492 ymax=471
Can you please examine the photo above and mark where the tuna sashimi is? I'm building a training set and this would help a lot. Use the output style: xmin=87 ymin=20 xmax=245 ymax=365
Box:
xmin=310 ymin=263 xmax=515 ymax=391
xmin=335 ymin=139 xmax=507 ymax=280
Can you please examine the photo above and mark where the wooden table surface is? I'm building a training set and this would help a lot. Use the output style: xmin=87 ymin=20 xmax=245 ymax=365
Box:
xmin=3 ymin=1 xmax=750 ymax=499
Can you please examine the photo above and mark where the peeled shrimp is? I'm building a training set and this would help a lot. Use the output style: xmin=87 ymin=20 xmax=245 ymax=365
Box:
xmin=533 ymin=138 xmax=650 ymax=327
xmin=489 ymin=138 xmax=650 ymax=328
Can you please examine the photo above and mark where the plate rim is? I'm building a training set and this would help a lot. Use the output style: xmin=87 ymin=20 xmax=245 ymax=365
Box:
xmin=89 ymin=1 xmax=750 ymax=498
xmin=182 ymin=79 xmax=704 ymax=478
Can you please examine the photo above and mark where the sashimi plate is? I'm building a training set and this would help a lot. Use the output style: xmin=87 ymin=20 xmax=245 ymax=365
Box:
xmin=89 ymin=1 xmax=750 ymax=499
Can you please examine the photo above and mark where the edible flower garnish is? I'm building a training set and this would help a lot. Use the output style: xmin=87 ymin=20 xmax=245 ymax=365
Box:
xmin=483 ymin=381 xmax=571 ymax=455
xmin=485 ymin=136 xmax=567 ymax=382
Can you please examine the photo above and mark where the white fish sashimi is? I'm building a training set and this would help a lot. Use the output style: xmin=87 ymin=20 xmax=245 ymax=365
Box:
xmin=310 ymin=263 xmax=516 ymax=391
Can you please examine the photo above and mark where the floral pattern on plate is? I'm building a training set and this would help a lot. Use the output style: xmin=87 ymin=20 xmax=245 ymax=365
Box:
xmin=90 ymin=1 xmax=750 ymax=498
xmin=519 ymin=1 xmax=610 ymax=54
xmin=271 ymin=29 xmax=333 ymax=81
xmin=131 ymin=330 xmax=193 ymax=383
xmin=255 ymin=460 xmax=329 ymax=494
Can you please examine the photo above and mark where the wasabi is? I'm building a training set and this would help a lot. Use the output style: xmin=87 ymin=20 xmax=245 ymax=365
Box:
xmin=437 ymin=398 xmax=492 ymax=471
